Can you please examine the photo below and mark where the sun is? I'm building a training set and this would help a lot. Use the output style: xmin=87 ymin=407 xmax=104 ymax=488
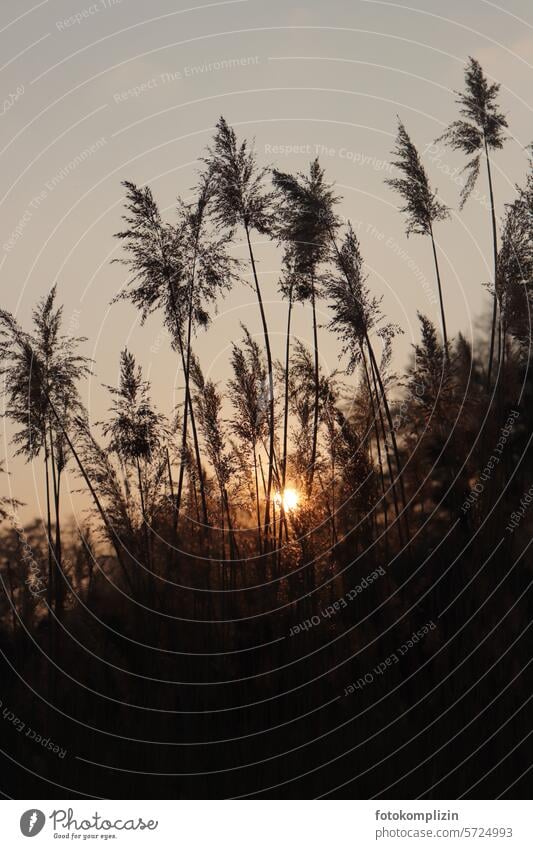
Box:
xmin=274 ymin=487 xmax=300 ymax=512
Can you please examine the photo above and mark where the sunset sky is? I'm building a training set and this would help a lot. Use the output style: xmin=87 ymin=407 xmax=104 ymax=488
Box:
xmin=1 ymin=0 xmax=532 ymax=521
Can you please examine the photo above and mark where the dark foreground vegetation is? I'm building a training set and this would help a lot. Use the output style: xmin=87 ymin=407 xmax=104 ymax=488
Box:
xmin=0 ymin=58 xmax=532 ymax=798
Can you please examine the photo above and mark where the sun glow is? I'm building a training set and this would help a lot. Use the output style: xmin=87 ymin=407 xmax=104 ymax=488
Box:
xmin=274 ymin=487 xmax=300 ymax=512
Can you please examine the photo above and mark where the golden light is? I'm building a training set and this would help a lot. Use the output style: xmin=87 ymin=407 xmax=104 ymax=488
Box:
xmin=274 ymin=487 xmax=300 ymax=512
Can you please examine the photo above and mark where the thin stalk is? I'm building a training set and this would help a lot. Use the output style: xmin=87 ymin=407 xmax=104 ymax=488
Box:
xmin=220 ymin=494 xmax=226 ymax=562
xmin=429 ymin=224 xmax=449 ymax=354
xmin=154 ymin=223 xmax=205 ymax=523
xmin=244 ymin=223 xmax=275 ymax=542
xmin=166 ymin=446 xmax=177 ymax=535
xmin=223 ymin=488 xmax=239 ymax=564
xmin=43 ymin=436 xmax=54 ymax=612
xmin=48 ymin=418 xmax=63 ymax=619
xmin=6 ymin=560 xmax=17 ymax=636
xmin=258 ymin=453 xmax=267 ymax=498
xmin=308 ymin=279 xmax=320 ymax=495
xmin=191 ymin=469 xmax=200 ymax=523
xmin=46 ymin=397 xmax=135 ymax=595
xmin=317 ymin=471 xmax=338 ymax=547
xmin=361 ymin=351 xmax=389 ymax=537
xmin=278 ymin=285 xmax=294 ymax=561
xmin=485 ymin=137 xmax=499 ymax=390
xmin=367 ymin=348 xmax=403 ymax=545
xmin=54 ymin=469 xmax=63 ymax=616
xmin=330 ymin=454 xmax=337 ymax=547
xmin=176 ymin=233 xmax=201 ymax=522
xmin=135 ymin=456 xmax=151 ymax=573
xmin=281 ymin=285 xmax=293 ymax=490
xmin=327 ymin=224 xmax=410 ymax=542
xmin=366 ymin=336 xmax=410 ymax=543
xmin=167 ymin=282 xmax=208 ymax=527
xmin=253 ymin=445 xmax=263 ymax=554
xmin=327 ymin=412 xmax=338 ymax=548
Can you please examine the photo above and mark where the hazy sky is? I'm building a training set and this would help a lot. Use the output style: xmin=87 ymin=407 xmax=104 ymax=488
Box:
xmin=1 ymin=0 xmax=532 ymax=521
